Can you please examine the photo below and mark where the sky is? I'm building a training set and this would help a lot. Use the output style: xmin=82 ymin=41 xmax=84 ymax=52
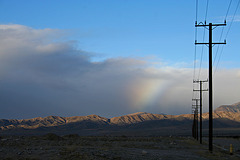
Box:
xmin=0 ymin=0 xmax=239 ymax=119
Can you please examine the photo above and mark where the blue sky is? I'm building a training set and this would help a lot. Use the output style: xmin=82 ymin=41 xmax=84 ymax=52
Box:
xmin=0 ymin=0 xmax=239 ymax=119
xmin=0 ymin=0 xmax=239 ymax=67
xmin=0 ymin=1 xmax=195 ymax=62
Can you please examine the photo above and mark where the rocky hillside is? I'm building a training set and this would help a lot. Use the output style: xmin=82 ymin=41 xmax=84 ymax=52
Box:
xmin=110 ymin=112 xmax=167 ymax=125
xmin=0 ymin=115 xmax=109 ymax=130
xmin=0 ymin=112 xmax=194 ymax=131
xmin=1 ymin=102 xmax=240 ymax=134
xmin=214 ymin=102 xmax=240 ymax=113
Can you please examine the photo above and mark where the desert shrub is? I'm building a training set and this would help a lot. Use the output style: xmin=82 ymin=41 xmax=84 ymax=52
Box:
xmin=121 ymin=135 xmax=127 ymax=138
xmin=232 ymin=136 xmax=240 ymax=139
xmin=3 ymin=157 xmax=15 ymax=160
xmin=42 ymin=133 xmax=63 ymax=141
xmin=29 ymin=136 xmax=39 ymax=140
xmin=63 ymin=134 xmax=79 ymax=139
xmin=22 ymin=158 xmax=40 ymax=160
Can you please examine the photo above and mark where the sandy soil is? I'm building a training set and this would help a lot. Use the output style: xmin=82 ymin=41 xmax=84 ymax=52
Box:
xmin=0 ymin=134 xmax=239 ymax=160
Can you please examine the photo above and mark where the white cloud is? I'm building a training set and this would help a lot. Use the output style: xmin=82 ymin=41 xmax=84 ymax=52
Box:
xmin=227 ymin=15 xmax=240 ymax=22
xmin=216 ymin=15 xmax=240 ymax=23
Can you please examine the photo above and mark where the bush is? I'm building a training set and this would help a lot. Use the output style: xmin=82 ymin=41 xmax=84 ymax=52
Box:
xmin=42 ymin=133 xmax=63 ymax=141
xmin=63 ymin=134 xmax=79 ymax=139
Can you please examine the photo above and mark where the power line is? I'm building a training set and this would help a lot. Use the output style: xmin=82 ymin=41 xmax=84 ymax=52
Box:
xmin=193 ymin=0 xmax=199 ymax=101
xmin=213 ymin=0 xmax=232 ymax=69
xmin=225 ymin=0 xmax=233 ymax=21
xmin=196 ymin=0 xmax=198 ymax=23
xmin=225 ymin=0 xmax=240 ymax=39
xmin=193 ymin=45 xmax=197 ymax=80
xmin=197 ymin=0 xmax=209 ymax=80
xmin=204 ymin=0 xmax=209 ymax=24
xmin=213 ymin=28 xmax=224 ymax=67
xmin=198 ymin=28 xmax=206 ymax=80
xmin=214 ymin=0 xmax=240 ymax=75
xmin=193 ymin=0 xmax=198 ymax=81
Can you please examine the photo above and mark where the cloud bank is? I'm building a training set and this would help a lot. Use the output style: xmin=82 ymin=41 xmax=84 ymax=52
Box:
xmin=0 ymin=24 xmax=239 ymax=119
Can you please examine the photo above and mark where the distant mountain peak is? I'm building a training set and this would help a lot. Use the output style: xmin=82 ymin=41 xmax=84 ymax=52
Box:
xmin=2 ymin=105 xmax=240 ymax=134
xmin=232 ymin=102 xmax=240 ymax=106
xmin=215 ymin=102 xmax=240 ymax=113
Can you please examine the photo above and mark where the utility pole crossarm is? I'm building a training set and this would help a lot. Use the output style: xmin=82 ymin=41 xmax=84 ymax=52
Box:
xmin=193 ymin=80 xmax=208 ymax=83
xmin=195 ymin=23 xmax=226 ymax=27
xmin=195 ymin=42 xmax=226 ymax=45
xmin=193 ymin=89 xmax=208 ymax=91
xmin=192 ymin=99 xmax=200 ymax=101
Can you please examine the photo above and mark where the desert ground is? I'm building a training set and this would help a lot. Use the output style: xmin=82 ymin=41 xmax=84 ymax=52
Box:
xmin=0 ymin=134 xmax=240 ymax=160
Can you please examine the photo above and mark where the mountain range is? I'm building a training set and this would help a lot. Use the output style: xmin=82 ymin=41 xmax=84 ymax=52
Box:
xmin=1 ymin=102 xmax=240 ymax=136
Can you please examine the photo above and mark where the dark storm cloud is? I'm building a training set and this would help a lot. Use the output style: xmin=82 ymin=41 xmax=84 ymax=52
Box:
xmin=0 ymin=24 xmax=148 ymax=118
xmin=0 ymin=24 xmax=239 ymax=119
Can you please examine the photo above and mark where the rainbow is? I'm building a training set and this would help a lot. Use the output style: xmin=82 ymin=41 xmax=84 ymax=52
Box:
xmin=127 ymin=78 xmax=170 ymax=110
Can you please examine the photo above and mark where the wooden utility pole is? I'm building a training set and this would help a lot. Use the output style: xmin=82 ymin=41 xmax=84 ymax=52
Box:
xmin=192 ymin=98 xmax=199 ymax=140
xmin=193 ymin=80 xmax=208 ymax=144
xmin=195 ymin=22 xmax=226 ymax=152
